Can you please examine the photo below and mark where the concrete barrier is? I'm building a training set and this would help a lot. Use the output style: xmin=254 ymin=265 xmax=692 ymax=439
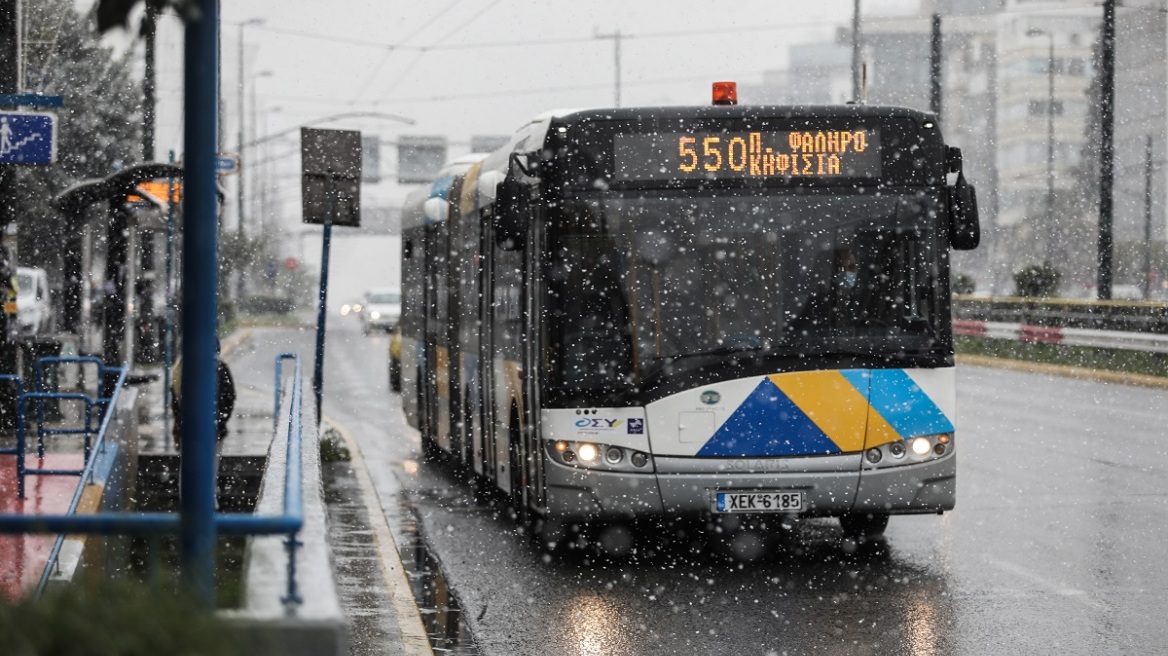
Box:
xmin=223 ymin=373 xmax=346 ymax=655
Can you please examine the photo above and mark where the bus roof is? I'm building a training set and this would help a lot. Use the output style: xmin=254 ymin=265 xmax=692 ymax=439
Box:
xmin=542 ymin=103 xmax=938 ymax=126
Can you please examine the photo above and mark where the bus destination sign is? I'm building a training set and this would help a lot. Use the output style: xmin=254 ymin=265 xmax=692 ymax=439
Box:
xmin=613 ymin=129 xmax=882 ymax=181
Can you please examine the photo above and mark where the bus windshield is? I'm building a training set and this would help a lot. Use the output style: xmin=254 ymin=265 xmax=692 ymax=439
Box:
xmin=546 ymin=191 xmax=946 ymax=403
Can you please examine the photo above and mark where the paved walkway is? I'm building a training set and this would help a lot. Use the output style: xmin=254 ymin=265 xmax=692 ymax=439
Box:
xmin=135 ymin=333 xmax=429 ymax=655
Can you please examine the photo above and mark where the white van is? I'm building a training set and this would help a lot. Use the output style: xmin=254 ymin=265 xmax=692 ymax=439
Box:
xmin=16 ymin=267 xmax=52 ymax=335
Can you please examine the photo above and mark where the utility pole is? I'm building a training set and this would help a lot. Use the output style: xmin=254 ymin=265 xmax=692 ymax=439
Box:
xmin=1143 ymin=135 xmax=1154 ymax=300
xmin=0 ymin=0 xmax=18 ymax=231
xmin=929 ymin=14 xmax=942 ymax=117
xmin=0 ymin=0 xmax=20 ymax=424
xmin=237 ymin=19 xmax=262 ymax=242
xmin=1098 ymin=0 xmax=1116 ymax=299
xmin=143 ymin=5 xmax=156 ymax=161
xmin=1045 ymin=34 xmax=1055 ymax=264
xmin=595 ymin=29 xmax=622 ymax=108
xmin=852 ymin=0 xmax=862 ymax=102
xmin=236 ymin=18 xmax=263 ymax=302
xmin=140 ymin=4 xmax=158 ymax=362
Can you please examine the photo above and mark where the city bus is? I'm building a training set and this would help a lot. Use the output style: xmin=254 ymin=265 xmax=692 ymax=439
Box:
xmin=399 ymin=84 xmax=980 ymax=549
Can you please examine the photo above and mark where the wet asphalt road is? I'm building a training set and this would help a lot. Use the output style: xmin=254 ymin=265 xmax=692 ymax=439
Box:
xmin=231 ymin=322 xmax=1168 ymax=656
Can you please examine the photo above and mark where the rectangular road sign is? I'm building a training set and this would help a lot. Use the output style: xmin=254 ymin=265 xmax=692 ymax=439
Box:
xmin=301 ymin=128 xmax=362 ymax=227
xmin=0 ymin=111 xmax=57 ymax=165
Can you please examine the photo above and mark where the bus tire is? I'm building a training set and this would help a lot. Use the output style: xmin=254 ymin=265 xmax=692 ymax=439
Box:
xmin=839 ymin=512 xmax=890 ymax=539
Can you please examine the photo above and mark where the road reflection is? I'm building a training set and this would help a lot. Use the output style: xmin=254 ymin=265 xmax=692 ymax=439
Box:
xmin=409 ymin=454 xmax=959 ymax=654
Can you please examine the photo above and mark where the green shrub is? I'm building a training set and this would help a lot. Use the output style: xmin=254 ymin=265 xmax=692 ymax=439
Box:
xmin=320 ymin=427 xmax=352 ymax=463
xmin=1013 ymin=261 xmax=1062 ymax=297
xmin=0 ymin=577 xmax=245 ymax=656
xmin=951 ymin=272 xmax=976 ymax=295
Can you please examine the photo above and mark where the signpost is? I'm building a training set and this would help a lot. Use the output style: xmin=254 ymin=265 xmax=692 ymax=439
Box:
xmin=0 ymin=111 xmax=56 ymax=165
xmin=301 ymin=127 xmax=362 ymax=424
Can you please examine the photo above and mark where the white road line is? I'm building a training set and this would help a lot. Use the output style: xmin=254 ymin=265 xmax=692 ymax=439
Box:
xmin=983 ymin=557 xmax=1108 ymax=611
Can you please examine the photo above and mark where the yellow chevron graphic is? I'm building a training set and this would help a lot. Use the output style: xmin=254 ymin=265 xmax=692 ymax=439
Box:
xmin=767 ymin=371 xmax=900 ymax=452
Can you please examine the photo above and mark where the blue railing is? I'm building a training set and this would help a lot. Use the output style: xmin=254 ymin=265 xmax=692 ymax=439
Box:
xmin=33 ymin=365 xmax=128 ymax=594
xmin=6 ymin=357 xmax=121 ymax=499
xmin=0 ymin=353 xmax=308 ymax=606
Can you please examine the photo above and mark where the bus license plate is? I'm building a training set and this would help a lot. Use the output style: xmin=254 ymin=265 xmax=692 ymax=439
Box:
xmin=715 ymin=491 xmax=803 ymax=513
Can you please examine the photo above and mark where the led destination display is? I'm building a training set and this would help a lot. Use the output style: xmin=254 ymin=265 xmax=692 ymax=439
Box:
xmin=613 ymin=129 xmax=882 ymax=181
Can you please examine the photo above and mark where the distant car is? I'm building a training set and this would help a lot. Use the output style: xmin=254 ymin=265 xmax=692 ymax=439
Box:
xmin=388 ymin=322 xmax=401 ymax=392
xmin=16 ymin=267 xmax=52 ymax=335
xmin=361 ymin=289 xmax=401 ymax=334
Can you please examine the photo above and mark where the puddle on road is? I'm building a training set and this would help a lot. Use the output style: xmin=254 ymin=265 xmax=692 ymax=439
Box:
xmin=395 ymin=496 xmax=479 ymax=655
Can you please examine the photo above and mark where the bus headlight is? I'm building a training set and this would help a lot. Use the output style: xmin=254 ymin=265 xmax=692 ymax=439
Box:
xmin=888 ymin=441 xmax=906 ymax=458
xmin=910 ymin=437 xmax=932 ymax=456
xmin=546 ymin=440 xmax=654 ymax=473
xmin=604 ymin=446 xmax=624 ymax=464
xmin=863 ymin=433 xmax=954 ymax=469
xmin=577 ymin=443 xmax=599 ymax=463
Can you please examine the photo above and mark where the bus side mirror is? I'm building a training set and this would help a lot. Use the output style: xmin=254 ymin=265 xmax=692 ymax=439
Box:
xmin=948 ymin=174 xmax=980 ymax=251
xmin=493 ymin=178 xmax=527 ymax=250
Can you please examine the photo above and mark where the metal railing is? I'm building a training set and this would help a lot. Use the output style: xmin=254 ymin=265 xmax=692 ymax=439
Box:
xmin=33 ymin=365 xmax=128 ymax=594
xmin=0 ymin=353 xmax=308 ymax=606
xmin=954 ymin=319 xmax=1168 ymax=354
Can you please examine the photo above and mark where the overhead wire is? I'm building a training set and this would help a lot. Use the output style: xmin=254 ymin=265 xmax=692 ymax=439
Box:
xmin=374 ymin=0 xmax=506 ymax=104
xmin=268 ymin=67 xmax=776 ymax=109
xmin=249 ymin=18 xmax=844 ymax=53
xmin=349 ymin=0 xmax=466 ymax=104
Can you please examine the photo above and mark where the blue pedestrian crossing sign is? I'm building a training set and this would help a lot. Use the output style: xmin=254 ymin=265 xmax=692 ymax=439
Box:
xmin=0 ymin=112 xmax=57 ymax=165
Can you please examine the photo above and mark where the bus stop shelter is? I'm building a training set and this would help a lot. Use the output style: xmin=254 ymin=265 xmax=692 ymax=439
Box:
xmin=51 ymin=163 xmax=182 ymax=391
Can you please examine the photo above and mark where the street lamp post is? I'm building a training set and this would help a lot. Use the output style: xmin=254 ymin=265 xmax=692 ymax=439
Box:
xmin=248 ymin=71 xmax=272 ymax=240
xmin=237 ymin=18 xmax=264 ymax=242
xmin=1028 ymin=28 xmax=1056 ymax=263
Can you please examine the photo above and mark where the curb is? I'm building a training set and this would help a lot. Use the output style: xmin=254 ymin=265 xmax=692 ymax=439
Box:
xmin=322 ymin=416 xmax=433 ymax=656
xmin=956 ymin=354 xmax=1168 ymax=390
xmin=219 ymin=327 xmax=252 ymax=359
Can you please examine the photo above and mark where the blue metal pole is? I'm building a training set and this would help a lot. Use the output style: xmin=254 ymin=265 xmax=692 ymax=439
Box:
xmin=179 ymin=0 xmax=220 ymax=607
xmin=312 ymin=222 xmax=332 ymax=426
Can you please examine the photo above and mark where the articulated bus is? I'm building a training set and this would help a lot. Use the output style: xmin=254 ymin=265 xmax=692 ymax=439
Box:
xmin=400 ymin=85 xmax=979 ymax=548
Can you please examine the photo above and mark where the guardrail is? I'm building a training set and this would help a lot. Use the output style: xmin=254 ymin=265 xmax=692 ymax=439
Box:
xmin=955 ymin=319 xmax=1168 ymax=353
xmin=953 ymin=295 xmax=1168 ymax=334
xmin=0 ymin=353 xmax=308 ymax=607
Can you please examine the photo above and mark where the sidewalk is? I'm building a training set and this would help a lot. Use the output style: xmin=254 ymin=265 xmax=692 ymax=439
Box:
xmin=133 ymin=333 xmax=430 ymax=655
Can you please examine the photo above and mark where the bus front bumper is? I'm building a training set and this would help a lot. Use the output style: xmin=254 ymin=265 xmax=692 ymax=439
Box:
xmin=543 ymin=452 xmax=955 ymax=520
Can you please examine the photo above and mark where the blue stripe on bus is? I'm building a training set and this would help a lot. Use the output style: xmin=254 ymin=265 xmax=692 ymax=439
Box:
xmin=697 ymin=379 xmax=841 ymax=457
xmin=852 ymin=369 xmax=954 ymax=438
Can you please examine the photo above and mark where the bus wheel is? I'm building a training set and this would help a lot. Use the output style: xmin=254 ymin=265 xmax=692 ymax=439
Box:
xmin=839 ymin=512 xmax=890 ymax=539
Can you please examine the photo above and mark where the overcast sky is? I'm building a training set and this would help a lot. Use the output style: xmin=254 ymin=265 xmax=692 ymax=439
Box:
xmin=95 ymin=0 xmax=919 ymax=216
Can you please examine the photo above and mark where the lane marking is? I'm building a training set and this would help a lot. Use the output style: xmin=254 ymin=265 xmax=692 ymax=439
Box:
xmin=324 ymin=414 xmax=434 ymax=656
xmin=982 ymin=556 xmax=1107 ymax=611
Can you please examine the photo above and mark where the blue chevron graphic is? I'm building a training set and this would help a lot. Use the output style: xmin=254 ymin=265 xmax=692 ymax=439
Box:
xmin=843 ymin=369 xmax=953 ymax=438
xmin=696 ymin=379 xmax=841 ymax=457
